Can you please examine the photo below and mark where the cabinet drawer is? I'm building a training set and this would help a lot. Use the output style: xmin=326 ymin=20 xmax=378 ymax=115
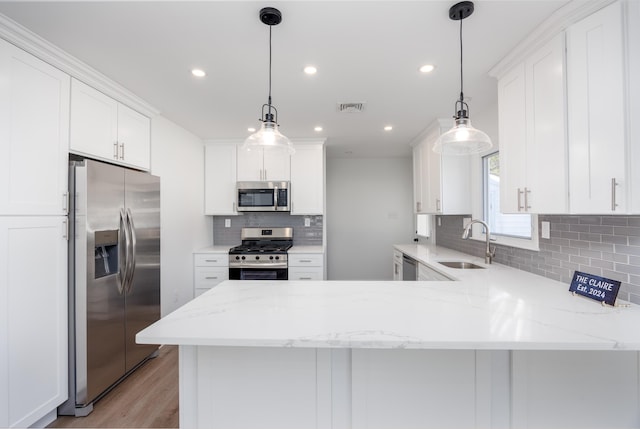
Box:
xmin=288 ymin=267 xmax=323 ymax=281
xmin=393 ymin=250 xmax=403 ymax=263
xmin=289 ymin=254 xmax=323 ymax=266
xmin=195 ymin=267 xmax=228 ymax=288
xmin=194 ymin=253 xmax=228 ymax=267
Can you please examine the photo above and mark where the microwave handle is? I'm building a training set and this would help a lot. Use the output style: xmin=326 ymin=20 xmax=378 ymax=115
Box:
xmin=274 ymin=186 xmax=278 ymax=208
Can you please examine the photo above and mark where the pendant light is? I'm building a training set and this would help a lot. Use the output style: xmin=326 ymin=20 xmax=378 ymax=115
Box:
xmin=242 ymin=7 xmax=294 ymax=154
xmin=433 ymin=1 xmax=492 ymax=156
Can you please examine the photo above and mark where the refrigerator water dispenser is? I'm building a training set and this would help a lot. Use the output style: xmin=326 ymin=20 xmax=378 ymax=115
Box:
xmin=94 ymin=230 xmax=118 ymax=279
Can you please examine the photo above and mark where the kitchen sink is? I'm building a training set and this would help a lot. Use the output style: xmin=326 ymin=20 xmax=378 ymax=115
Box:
xmin=438 ymin=261 xmax=485 ymax=269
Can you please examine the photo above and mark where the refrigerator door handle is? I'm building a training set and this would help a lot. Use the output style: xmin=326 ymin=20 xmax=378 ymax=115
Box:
xmin=125 ymin=208 xmax=137 ymax=294
xmin=117 ymin=209 xmax=128 ymax=295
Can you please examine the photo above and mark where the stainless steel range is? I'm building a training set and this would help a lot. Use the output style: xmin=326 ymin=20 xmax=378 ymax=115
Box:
xmin=229 ymin=227 xmax=293 ymax=280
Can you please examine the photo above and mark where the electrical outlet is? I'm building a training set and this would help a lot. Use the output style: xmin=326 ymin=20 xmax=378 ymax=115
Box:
xmin=437 ymin=217 xmax=442 ymax=227
xmin=304 ymin=217 xmax=311 ymax=227
xmin=225 ymin=219 xmax=231 ymax=228
xmin=541 ymin=221 xmax=550 ymax=239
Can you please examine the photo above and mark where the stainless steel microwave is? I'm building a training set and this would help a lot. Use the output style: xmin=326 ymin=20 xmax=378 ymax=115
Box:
xmin=236 ymin=181 xmax=290 ymax=212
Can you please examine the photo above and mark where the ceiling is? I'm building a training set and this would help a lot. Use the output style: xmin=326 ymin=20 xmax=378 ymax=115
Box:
xmin=0 ymin=1 xmax=568 ymax=158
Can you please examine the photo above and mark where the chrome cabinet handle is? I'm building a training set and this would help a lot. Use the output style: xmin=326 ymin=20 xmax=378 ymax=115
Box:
xmin=436 ymin=199 xmax=441 ymax=212
xmin=205 ymin=276 xmax=218 ymax=280
xmin=299 ymin=277 xmax=312 ymax=280
xmin=113 ymin=142 xmax=119 ymax=159
xmin=119 ymin=142 xmax=125 ymax=160
xmin=62 ymin=219 xmax=68 ymax=240
xmin=517 ymin=188 xmax=524 ymax=211
xmin=232 ymin=202 xmax=236 ymax=213
xmin=299 ymin=259 xmax=312 ymax=263
xmin=416 ymin=202 xmax=421 ymax=212
xmin=264 ymin=169 xmax=267 ymax=180
xmin=205 ymin=259 xmax=218 ymax=263
xmin=524 ymin=187 xmax=531 ymax=211
xmin=63 ymin=192 xmax=69 ymax=214
xmin=611 ymin=178 xmax=618 ymax=211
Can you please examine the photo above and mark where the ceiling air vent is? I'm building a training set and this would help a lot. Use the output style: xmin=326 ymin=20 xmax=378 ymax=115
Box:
xmin=337 ymin=102 xmax=365 ymax=113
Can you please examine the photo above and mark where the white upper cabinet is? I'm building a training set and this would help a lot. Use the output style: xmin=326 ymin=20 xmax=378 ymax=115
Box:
xmin=204 ymin=142 xmax=238 ymax=215
xmin=237 ymin=147 xmax=290 ymax=182
xmin=412 ymin=120 xmax=471 ymax=215
xmin=498 ymin=34 xmax=567 ymax=214
xmin=567 ymin=1 xmax=627 ymax=214
xmin=290 ymin=142 xmax=325 ymax=215
xmin=70 ymin=78 xmax=150 ymax=170
xmin=0 ymin=39 xmax=70 ymax=216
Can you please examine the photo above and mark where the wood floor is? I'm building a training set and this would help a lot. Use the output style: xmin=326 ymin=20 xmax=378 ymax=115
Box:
xmin=49 ymin=345 xmax=179 ymax=428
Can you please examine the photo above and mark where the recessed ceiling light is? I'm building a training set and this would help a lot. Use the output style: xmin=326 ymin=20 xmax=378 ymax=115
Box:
xmin=419 ymin=64 xmax=435 ymax=73
xmin=247 ymin=127 xmax=256 ymax=133
xmin=304 ymin=66 xmax=317 ymax=75
xmin=384 ymin=126 xmax=393 ymax=131
xmin=314 ymin=126 xmax=323 ymax=132
xmin=191 ymin=69 xmax=206 ymax=77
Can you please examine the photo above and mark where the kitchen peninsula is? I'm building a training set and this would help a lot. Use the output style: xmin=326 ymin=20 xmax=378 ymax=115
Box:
xmin=137 ymin=246 xmax=640 ymax=429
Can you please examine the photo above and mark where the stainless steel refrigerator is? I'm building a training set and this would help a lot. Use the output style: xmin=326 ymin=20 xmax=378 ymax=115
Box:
xmin=60 ymin=158 xmax=161 ymax=416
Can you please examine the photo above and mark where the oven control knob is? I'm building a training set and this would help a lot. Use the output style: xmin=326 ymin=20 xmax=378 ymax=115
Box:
xmin=235 ymin=256 xmax=240 ymax=260
xmin=269 ymin=256 xmax=274 ymax=260
xmin=241 ymin=256 xmax=245 ymax=260
xmin=275 ymin=256 xmax=280 ymax=260
xmin=255 ymin=256 xmax=260 ymax=260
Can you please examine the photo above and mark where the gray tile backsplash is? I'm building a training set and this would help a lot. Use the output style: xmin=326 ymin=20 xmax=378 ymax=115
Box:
xmin=436 ymin=215 xmax=640 ymax=305
xmin=212 ymin=213 xmax=323 ymax=246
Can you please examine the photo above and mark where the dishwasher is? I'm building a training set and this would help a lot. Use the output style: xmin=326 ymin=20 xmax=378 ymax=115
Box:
xmin=402 ymin=254 xmax=417 ymax=281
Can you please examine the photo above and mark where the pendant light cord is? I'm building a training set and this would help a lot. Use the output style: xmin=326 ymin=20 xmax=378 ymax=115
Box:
xmin=459 ymin=12 xmax=464 ymax=103
xmin=268 ymin=25 xmax=273 ymax=113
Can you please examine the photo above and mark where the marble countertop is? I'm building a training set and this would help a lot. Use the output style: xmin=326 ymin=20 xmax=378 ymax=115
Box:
xmin=138 ymin=245 xmax=640 ymax=351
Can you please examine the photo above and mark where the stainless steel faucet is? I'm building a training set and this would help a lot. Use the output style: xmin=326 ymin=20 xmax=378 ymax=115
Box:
xmin=462 ymin=219 xmax=496 ymax=264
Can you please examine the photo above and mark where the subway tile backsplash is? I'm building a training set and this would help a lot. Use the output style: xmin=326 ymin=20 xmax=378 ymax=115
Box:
xmin=212 ymin=213 xmax=323 ymax=246
xmin=436 ymin=215 xmax=640 ymax=305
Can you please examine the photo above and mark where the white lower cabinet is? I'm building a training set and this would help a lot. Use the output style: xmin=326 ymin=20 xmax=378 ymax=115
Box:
xmin=289 ymin=253 xmax=324 ymax=281
xmin=0 ymin=217 xmax=68 ymax=428
xmin=194 ymin=252 xmax=229 ymax=297
xmin=393 ymin=250 xmax=403 ymax=280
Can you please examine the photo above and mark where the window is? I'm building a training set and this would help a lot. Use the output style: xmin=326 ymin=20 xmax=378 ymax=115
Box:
xmin=483 ymin=152 xmax=532 ymax=239
xmin=416 ymin=214 xmax=431 ymax=238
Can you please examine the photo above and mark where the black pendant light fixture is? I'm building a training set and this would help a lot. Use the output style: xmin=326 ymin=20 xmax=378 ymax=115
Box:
xmin=242 ymin=7 xmax=294 ymax=154
xmin=433 ymin=1 xmax=493 ymax=156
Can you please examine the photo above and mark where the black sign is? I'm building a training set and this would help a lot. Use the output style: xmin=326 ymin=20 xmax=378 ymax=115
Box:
xmin=569 ymin=271 xmax=621 ymax=306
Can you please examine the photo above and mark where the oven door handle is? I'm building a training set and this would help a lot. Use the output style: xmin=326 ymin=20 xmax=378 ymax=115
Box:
xmin=231 ymin=262 xmax=288 ymax=269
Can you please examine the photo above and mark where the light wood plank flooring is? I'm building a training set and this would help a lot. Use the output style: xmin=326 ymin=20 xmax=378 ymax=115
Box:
xmin=49 ymin=345 xmax=178 ymax=428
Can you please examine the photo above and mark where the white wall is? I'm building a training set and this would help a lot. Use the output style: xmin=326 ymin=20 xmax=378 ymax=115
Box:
xmin=327 ymin=157 xmax=414 ymax=280
xmin=151 ymin=116 xmax=212 ymax=316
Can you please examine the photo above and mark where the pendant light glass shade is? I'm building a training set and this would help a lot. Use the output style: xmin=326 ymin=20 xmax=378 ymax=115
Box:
xmin=433 ymin=116 xmax=492 ymax=156
xmin=433 ymin=1 xmax=492 ymax=156
xmin=244 ymin=118 xmax=294 ymax=154
xmin=242 ymin=7 xmax=294 ymax=155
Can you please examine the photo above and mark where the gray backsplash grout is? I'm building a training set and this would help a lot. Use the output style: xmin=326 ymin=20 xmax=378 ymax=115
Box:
xmin=212 ymin=213 xmax=323 ymax=246
xmin=435 ymin=214 xmax=640 ymax=305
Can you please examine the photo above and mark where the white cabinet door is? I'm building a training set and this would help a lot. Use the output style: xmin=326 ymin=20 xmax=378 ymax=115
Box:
xmin=236 ymin=147 xmax=263 ymax=181
xmin=290 ymin=144 xmax=324 ymax=215
xmin=204 ymin=142 xmax=237 ymax=215
xmin=117 ymin=103 xmax=150 ymax=170
xmin=263 ymin=149 xmax=290 ymax=181
xmin=412 ymin=144 xmax=424 ymax=213
xmin=70 ymin=78 xmax=118 ymax=161
xmin=414 ymin=120 xmax=470 ymax=215
xmin=497 ymin=34 xmax=566 ymax=214
xmin=70 ymin=78 xmax=150 ymax=170
xmin=525 ymin=34 xmax=567 ymax=214
xmin=0 ymin=217 xmax=68 ymax=428
xmin=498 ymin=62 xmax=528 ymax=214
xmin=0 ymin=40 xmax=70 ymax=216
xmin=237 ymin=147 xmax=291 ymax=182
xmin=567 ymin=1 xmax=626 ymax=214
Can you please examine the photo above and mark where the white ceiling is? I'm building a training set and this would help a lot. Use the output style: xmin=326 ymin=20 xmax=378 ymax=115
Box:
xmin=0 ymin=1 xmax=568 ymax=158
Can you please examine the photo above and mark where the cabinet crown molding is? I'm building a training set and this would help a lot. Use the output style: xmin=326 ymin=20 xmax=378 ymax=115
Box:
xmin=0 ymin=13 xmax=160 ymax=118
xmin=489 ymin=0 xmax=616 ymax=80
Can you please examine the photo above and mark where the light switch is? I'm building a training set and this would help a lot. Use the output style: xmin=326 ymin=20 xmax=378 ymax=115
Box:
xmin=225 ymin=219 xmax=231 ymax=228
xmin=541 ymin=221 xmax=550 ymax=239
xmin=304 ymin=217 xmax=311 ymax=227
